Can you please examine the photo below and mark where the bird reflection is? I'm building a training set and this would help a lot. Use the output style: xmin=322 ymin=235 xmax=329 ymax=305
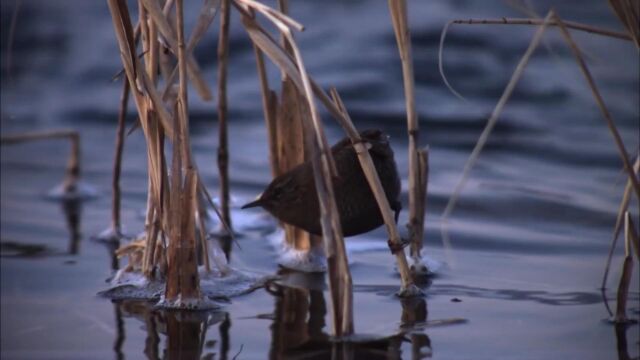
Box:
xmin=267 ymin=270 xmax=432 ymax=359
xmin=112 ymin=300 xmax=226 ymax=360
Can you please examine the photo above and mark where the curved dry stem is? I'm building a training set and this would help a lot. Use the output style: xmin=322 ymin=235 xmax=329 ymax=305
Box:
xmin=438 ymin=20 xmax=468 ymax=102
xmin=441 ymin=11 xmax=554 ymax=262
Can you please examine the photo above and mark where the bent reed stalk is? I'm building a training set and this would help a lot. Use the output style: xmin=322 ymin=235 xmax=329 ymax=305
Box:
xmin=1 ymin=130 xmax=81 ymax=194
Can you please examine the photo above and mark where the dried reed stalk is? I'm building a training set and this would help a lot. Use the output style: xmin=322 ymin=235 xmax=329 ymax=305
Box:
xmin=602 ymin=154 xmax=640 ymax=289
xmin=439 ymin=17 xmax=634 ymax=100
xmin=242 ymin=0 xmax=320 ymax=253
xmin=217 ymin=0 xmax=233 ymax=234
xmin=608 ymin=0 xmax=640 ymax=47
xmin=275 ymin=0 xmax=321 ymax=253
xmin=139 ymin=0 xmax=212 ymax=101
xmin=1 ymin=130 xmax=80 ymax=193
xmin=411 ymin=148 xmax=428 ymax=261
xmin=161 ymin=0 xmax=220 ymax=103
xmin=164 ymin=0 xmax=202 ymax=302
xmin=110 ymin=79 xmax=130 ymax=236
xmin=243 ymin=2 xmax=417 ymax=274
xmin=329 ymin=88 xmax=420 ymax=296
xmin=451 ymin=18 xmax=632 ymax=40
xmin=441 ymin=11 xmax=554 ymax=257
xmin=235 ymin=0 xmax=352 ymax=334
xmin=553 ymin=13 xmax=640 ymax=203
xmin=387 ymin=0 xmax=428 ymax=269
xmin=614 ymin=212 xmax=637 ymax=323
xmin=252 ymin=45 xmax=279 ymax=174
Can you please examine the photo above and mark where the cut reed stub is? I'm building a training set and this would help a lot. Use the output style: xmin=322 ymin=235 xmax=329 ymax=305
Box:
xmin=612 ymin=212 xmax=639 ymax=324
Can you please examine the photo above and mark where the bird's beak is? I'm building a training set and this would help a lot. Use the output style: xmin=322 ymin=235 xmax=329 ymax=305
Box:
xmin=241 ymin=195 xmax=264 ymax=209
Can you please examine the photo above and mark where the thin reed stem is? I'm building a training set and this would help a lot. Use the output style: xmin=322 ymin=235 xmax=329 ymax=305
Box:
xmin=553 ymin=13 xmax=640 ymax=202
xmin=451 ymin=18 xmax=632 ymax=40
xmin=111 ymin=79 xmax=130 ymax=233
xmin=217 ymin=0 xmax=233 ymax=234
xmin=387 ymin=0 xmax=427 ymax=272
xmin=442 ymin=11 xmax=554 ymax=261
xmin=329 ymin=88 xmax=420 ymax=296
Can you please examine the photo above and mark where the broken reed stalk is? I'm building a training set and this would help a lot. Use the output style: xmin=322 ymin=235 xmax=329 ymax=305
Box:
xmin=329 ymin=89 xmax=420 ymax=296
xmin=602 ymin=154 xmax=640 ymax=289
xmin=0 ymin=130 xmax=80 ymax=193
xmin=441 ymin=11 xmax=554 ymax=257
xmin=139 ymin=0 xmax=212 ymax=101
xmin=111 ymin=79 xmax=130 ymax=236
xmin=614 ymin=212 xmax=638 ymax=323
xmin=217 ymin=0 xmax=233 ymax=234
xmin=246 ymin=0 xmax=319 ymax=253
xmin=553 ymin=12 xmax=640 ymax=203
xmin=252 ymin=44 xmax=279 ymax=175
xmin=274 ymin=0 xmax=321 ymax=253
xmin=608 ymin=0 xmax=640 ymax=48
xmin=235 ymin=0 xmax=353 ymax=334
xmin=387 ymin=0 xmax=427 ymax=267
xmin=164 ymin=0 xmax=202 ymax=303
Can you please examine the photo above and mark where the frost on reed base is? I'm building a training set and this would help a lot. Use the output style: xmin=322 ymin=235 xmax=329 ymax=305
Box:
xmin=105 ymin=0 xmax=231 ymax=309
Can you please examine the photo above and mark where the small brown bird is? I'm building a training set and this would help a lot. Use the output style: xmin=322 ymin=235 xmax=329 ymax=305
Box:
xmin=242 ymin=129 xmax=401 ymax=237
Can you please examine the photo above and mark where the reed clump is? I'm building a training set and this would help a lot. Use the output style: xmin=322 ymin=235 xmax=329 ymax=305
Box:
xmin=102 ymin=0 xmax=430 ymax=339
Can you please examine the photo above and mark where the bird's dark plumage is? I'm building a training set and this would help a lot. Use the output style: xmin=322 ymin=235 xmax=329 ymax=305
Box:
xmin=242 ymin=129 xmax=401 ymax=237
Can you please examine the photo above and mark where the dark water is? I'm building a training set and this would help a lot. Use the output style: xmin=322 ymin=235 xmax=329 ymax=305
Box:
xmin=1 ymin=0 xmax=639 ymax=359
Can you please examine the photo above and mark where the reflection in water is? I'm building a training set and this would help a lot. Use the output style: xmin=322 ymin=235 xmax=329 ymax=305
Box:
xmin=113 ymin=300 xmax=226 ymax=360
xmin=0 ymin=198 xmax=83 ymax=258
xmin=219 ymin=313 xmax=231 ymax=360
xmin=614 ymin=322 xmax=638 ymax=360
xmin=61 ymin=198 xmax=81 ymax=255
xmin=267 ymin=273 xmax=432 ymax=359
xmin=400 ymin=298 xmax=432 ymax=359
xmin=113 ymin=302 xmax=125 ymax=360
xmin=268 ymin=281 xmax=329 ymax=358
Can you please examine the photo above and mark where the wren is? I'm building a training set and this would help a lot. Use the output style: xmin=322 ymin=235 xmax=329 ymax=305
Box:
xmin=242 ymin=129 xmax=401 ymax=237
